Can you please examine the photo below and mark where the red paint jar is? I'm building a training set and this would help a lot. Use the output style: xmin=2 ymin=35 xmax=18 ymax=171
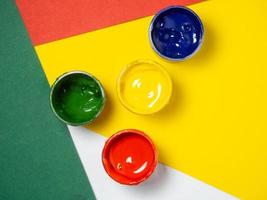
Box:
xmin=102 ymin=129 xmax=158 ymax=185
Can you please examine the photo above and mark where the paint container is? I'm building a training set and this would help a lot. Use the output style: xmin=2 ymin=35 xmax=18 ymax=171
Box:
xmin=102 ymin=129 xmax=158 ymax=185
xmin=50 ymin=71 xmax=105 ymax=126
xmin=149 ymin=6 xmax=204 ymax=61
xmin=117 ymin=60 xmax=172 ymax=115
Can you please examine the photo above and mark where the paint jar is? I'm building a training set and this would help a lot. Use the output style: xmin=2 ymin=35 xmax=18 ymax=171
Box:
xmin=50 ymin=71 xmax=105 ymax=126
xmin=102 ymin=129 xmax=158 ymax=185
xmin=117 ymin=60 xmax=172 ymax=115
xmin=149 ymin=6 xmax=204 ymax=61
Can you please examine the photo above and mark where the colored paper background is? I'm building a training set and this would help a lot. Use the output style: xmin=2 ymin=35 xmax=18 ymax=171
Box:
xmin=34 ymin=1 xmax=267 ymax=199
xmin=0 ymin=1 xmax=95 ymax=199
xmin=68 ymin=126 xmax=238 ymax=200
xmin=16 ymin=0 xmax=201 ymax=45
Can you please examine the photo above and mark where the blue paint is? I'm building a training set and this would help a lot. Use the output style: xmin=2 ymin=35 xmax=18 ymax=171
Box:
xmin=149 ymin=6 xmax=204 ymax=61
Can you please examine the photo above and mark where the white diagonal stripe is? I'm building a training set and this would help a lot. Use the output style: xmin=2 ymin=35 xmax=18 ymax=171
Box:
xmin=68 ymin=126 xmax=239 ymax=200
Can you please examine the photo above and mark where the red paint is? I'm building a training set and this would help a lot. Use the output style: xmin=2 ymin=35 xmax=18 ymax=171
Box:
xmin=16 ymin=0 xmax=203 ymax=45
xmin=102 ymin=129 xmax=157 ymax=185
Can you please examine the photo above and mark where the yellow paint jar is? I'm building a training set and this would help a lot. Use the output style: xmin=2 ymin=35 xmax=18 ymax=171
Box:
xmin=117 ymin=60 xmax=172 ymax=115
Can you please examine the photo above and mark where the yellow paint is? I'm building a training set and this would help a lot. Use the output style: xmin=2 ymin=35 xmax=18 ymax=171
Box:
xmin=35 ymin=0 xmax=267 ymax=199
xmin=117 ymin=60 xmax=172 ymax=114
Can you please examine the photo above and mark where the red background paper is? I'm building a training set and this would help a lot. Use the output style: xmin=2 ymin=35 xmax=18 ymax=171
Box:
xmin=16 ymin=0 xmax=202 ymax=45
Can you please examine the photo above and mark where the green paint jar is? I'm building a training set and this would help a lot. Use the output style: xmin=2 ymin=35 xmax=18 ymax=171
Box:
xmin=50 ymin=71 xmax=106 ymax=126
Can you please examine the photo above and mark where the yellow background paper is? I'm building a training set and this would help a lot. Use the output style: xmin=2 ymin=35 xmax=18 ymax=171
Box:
xmin=35 ymin=1 xmax=267 ymax=199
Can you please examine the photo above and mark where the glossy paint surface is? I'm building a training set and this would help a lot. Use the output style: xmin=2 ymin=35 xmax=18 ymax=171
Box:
xmin=150 ymin=6 xmax=203 ymax=60
xmin=50 ymin=72 xmax=105 ymax=125
xmin=102 ymin=130 xmax=157 ymax=185
xmin=117 ymin=60 xmax=172 ymax=114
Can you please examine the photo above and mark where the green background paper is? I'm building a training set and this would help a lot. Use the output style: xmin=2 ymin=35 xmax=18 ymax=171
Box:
xmin=0 ymin=1 xmax=95 ymax=199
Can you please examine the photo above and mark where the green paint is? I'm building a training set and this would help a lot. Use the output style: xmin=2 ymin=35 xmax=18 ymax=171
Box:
xmin=51 ymin=72 xmax=105 ymax=125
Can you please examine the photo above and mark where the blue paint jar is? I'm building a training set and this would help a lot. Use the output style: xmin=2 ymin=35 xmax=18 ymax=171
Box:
xmin=149 ymin=6 xmax=204 ymax=61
